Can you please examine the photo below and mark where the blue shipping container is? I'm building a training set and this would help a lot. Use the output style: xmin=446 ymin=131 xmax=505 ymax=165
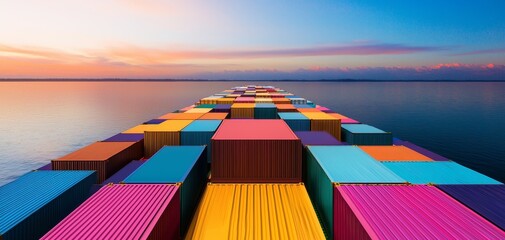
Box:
xmin=278 ymin=112 xmax=310 ymax=131
xmin=0 ymin=170 xmax=96 ymax=240
xmin=341 ymin=124 xmax=392 ymax=145
xmin=181 ymin=120 xmax=222 ymax=163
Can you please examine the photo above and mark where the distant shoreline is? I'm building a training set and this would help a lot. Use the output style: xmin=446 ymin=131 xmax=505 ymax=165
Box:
xmin=1 ymin=79 xmax=504 ymax=82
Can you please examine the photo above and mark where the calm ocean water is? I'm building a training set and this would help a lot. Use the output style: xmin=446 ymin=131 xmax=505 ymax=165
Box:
xmin=0 ymin=81 xmax=504 ymax=185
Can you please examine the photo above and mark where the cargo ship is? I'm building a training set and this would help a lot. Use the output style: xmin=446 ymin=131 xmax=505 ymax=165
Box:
xmin=1 ymin=85 xmax=504 ymax=239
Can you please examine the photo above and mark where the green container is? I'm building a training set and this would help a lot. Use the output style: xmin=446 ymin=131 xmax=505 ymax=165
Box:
xmin=195 ymin=104 xmax=216 ymax=109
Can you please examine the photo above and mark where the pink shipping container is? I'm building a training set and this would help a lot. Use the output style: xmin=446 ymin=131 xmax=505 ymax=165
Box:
xmin=334 ymin=185 xmax=505 ymax=240
xmin=42 ymin=184 xmax=180 ymax=240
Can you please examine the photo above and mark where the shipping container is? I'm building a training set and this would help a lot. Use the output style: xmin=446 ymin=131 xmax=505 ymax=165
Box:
xmin=215 ymin=97 xmax=235 ymax=104
xmin=278 ymin=112 xmax=310 ymax=131
xmin=181 ymin=120 xmax=222 ymax=163
xmin=42 ymin=184 xmax=181 ymax=240
xmin=271 ymin=98 xmax=291 ymax=104
xmin=305 ymin=146 xmax=405 ymax=238
xmin=211 ymin=104 xmax=231 ymax=112
xmin=230 ymin=103 xmax=255 ymax=119
xmin=394 ymin=140 xmax=449 ymax=161
xmin=200 ymin=96 xmax=224 ymax=104
xmin=297 ymin=108 xmax=322 ymax=113
xmin=437 ymin=184 xmax=505 ymax=230
xmin=359 ymin=146 xmax=433 ymax=161
xmin=341 ymin=124 xmax=392 ymax=145
xmin=102 ymin=133 xmax=144 ymax=142
xmin=275 ymin=103 xmax=298 ymax=112
xmin=122 ymin=123 xmax=159 ymax=134
xmin=158 ymin=113 xmax=205 ymax=120
xmin=185 ymin=108 xmax=212 ymax=114
xmin=234 ymin=97 xmax=255 ymax=103
xmin=102 ymin=160 xmax=144 ymax=184
xmin=185 ymin=184 xmax=326 ymax=240
xmin=383 ymin=161 xmax=502 ymax=184
xmin=328 ymin=113 xmax=360 ymax=124
xmin=52 ymin=141 xmax=142 ymax=183
xmin=294 ymin=131 xmax=345 ymax=146
xmin=333 ymin=185 xmax=505 ymax=239
xmin=0 ymin=171 xmax=95 ymax=240
xmin=124 ymin=146 xmax=207 ymax=235
xmin=254 ymin=98 xmax=273 ymax=103
xmin=254 ymin=103 xmax=277 ymax=119
xmin=293 ymin=104 xmax=314 ymax=108
xmin=179 ymin=105 xmax=195 ymax=112
xmin=301 ymin=112 xmax=342 ymax=141
xmin=37 ymin=162 xmax=52 ymax=170
xmin=211 ymin=119 xmax=302 ymax=182
xmin=198 ymin=112 xmax=228 ymax=120
xmin=143 ymin=119 xmax=167 ymax=124
xmin=195 ymin=104 xmax=216 ymax=109
xmin=144 ymin=120 xmax=193 ymax=157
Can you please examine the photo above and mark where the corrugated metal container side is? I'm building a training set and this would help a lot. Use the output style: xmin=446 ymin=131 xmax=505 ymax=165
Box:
xmin=198 ymin=112 xmax=228 ymax=120
xmin=144 ymin=120 xmax=193 ymax=158
xmin=383 ymin=161 xmax=502 ymax=184
xmin=102 ymin=133 xmax=144 ymax=142
xmin=297 ymin=108 xmax=322 ymax=113
xmin=334 ymin=185 xmax=505 ymax=239
xmin=102 ymin=160 xmax=144 ymax=184
xmin=359 ymin=146 xmax=433 ymax=161
xmin=278 ymin=112 xmax=310 ymax=131
xmin=42 ymin=184 xmax=181 ymax=240
xmin=341 ymin=124 xmax=392 ymax=145
xmin=215 ymin=98 xmax=235 ymax=104
xmin=293 ymin=104 xmax=313 ymax=108
xmin=181 ymin=120 xmax=222 ymax=163
xmin=231 ymin=103 xmax=255 ymax=119
xmin=52 ymin=141 xmax=143 ymax=183
xmin=234 ymin=97 xmax=255 ymax=103
xmin=0 ymin=171 xmax=96 ymax=240
xmin=185 ymin=184 xmax=326 ymax=240
xmin=272 ymin=98 xmax=291 ymax=104
xmin=254 ymin=98 xmax=273 ymax=103
xmin=211 ymin=120 xmax=302 ymax=182
xmin=211 ymin=104 xmax=232 ymax=112
xmin=305 ymin=146 xmax=405 ymax=238
xmin=302 ymin=112 xmax=342 ymax=141
xmin=275 ymin=103 xmax=297 ymax=112
xmin=437 ymin=184 xmax=505 ymax=230
xmin=124 ymin=146 xmax=207 ymax=236
xmin=254 ymin=103 xmax=278 ymax=119
xmin=394 ymin=140 xmax=450 ymax=161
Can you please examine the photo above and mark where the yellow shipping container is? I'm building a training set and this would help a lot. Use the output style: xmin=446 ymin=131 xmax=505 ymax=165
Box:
xmin=231 ymin=103 xmax=255 ymax=119
xmin=301 ymin=112 xmax=342 ymax=141
xmin=185 ymin=108 xmax=213 ymax=113
xmin=144 ymin=120 xmax=193 ymax=157
xmin=186 ymin=184 xmax=325 ymax=240
xmin=122 ymin=124 xmax=159 ymax=134
xmin=216 ymin=98 xmax=235 ymax=104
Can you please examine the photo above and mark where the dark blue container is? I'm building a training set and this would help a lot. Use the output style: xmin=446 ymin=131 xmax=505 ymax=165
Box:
xmin=278 ymin=112 xmax=310 ymax=131
xmin=212 ymin=104 xmax=232 ymax=113
xmin=143 ymin=119 xmax=166 ymax=124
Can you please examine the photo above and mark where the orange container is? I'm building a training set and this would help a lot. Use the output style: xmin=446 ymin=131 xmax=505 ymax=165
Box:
xmin=199 ymin=112 xmax=229 ymax=120
xmin=272 ymin=98 xmax=291 ymax=104
xmin=158 ymin=113 xmax=205 ymax=120
xmin=359 ymin=146 xmax=434 ymax=161
xmin=276 ymin=104 xmax=298 ymax=112
xmin=52 ymin=142 xmax=143 ymax=183
xmin=302 ymin=112 xmax=342 ymax=141
xmin=297 ymin=108 xmax=322 ymax=113
xmin=144 ymin=120 xmax=193 ymax=157
xmin=231 ymin=103 xmax=255 ymax=119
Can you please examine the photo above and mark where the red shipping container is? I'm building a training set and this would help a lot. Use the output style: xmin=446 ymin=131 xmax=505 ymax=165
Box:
xmin=211 ymin=119 xmax=302 ymax=182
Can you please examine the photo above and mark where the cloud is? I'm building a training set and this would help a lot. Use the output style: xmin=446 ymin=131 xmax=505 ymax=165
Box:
xmin=452 ymin=48 xmax=505 ymax=56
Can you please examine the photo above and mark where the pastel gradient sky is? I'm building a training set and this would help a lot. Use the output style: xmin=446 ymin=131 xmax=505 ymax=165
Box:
xmin=1 ymin=0 xmax=504 ymax=80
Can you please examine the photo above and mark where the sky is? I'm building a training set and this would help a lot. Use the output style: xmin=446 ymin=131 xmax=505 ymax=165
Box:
xmin=0 ymin=0 xmax=504 ymax=80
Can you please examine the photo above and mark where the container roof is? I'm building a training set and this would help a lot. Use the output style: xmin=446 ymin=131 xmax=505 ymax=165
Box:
xmin=359 ymin=146 xmax=433 ymax=161
xmin=278 ymin=112 xmax=309 ymax=120
xmin=198 ymin=112 xmax=228 ymax=120
xmin=186 ymin=184 xmax=326 ymax=239
xmin=158 ymin=112 xmax=205 ymax=120
xmin=212 ymin=119 xmax=298 ymax=140
xmin=342 ymin=124 xmax=385 ymax=133
xmin=55 ymin=142 xmax=136 ymax=161
xmin=1 ymin=171 xmax=95 ymax=235
xmin=182 ymin=120 xmax=222 ymax=132
xmin=254 ymin=103 xmax=276 ymax=108
xmin=41 ymin=184 xmax=179 ymax=239
xmin=124 ymin=146 xmax=205 ymax=183
xmin=294 ymin=131 xmax=343 ymax=146
xmin=383 ymin=161 xmax=502 ymax=184
xmin=102 ymin=133 xmax=144 ymax=142
xmin=301 ymin=112 xmax=338 ymax=120
xmin=337 ymin=185 xmax=505 ymax=239
xmin=307 ymin=146 xmax=405 ymax=183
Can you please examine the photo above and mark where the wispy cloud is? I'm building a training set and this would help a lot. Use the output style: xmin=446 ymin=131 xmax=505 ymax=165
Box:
xmin=452 ymin=48 xmax=505 ymax=56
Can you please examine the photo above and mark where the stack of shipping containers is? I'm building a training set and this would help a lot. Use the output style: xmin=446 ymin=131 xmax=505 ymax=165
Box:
xmin=1 ymin=85 xmax=503 ymax=240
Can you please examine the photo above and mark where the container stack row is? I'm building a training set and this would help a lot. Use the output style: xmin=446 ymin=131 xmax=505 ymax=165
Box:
xmin=1 ymin=85 xmax=503 ymax=240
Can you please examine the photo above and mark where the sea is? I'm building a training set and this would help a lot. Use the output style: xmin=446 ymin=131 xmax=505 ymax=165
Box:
xmin=0 ymin=81 xmax=504 ymax=185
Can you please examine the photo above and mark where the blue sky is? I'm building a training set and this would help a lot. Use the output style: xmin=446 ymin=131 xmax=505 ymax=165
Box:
xmin=0 ymin=0 xmax=504 ymax=79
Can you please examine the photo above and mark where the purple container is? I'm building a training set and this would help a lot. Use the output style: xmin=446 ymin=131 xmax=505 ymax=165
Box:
xmin=294 ymin=131 xmax=346 ymax=146
xmin=103 ymin=133 xmax=144 ymax=142
xmin=395 ymin=140 xmax=449 ymax=161
xmin=438 ymin=184 xmax=505 ymax=230
xmin=212 ymin=104 xmax=232 ymax=113
xmin=393 ymin=137 xmax=404 ymax=145
xmin=143 ymin=119 xmax=166 ymax=124
xmin=103 ymin=160 xmax=145 ymax=184
xmin=37 ymin=163 xmax=52 ymax=170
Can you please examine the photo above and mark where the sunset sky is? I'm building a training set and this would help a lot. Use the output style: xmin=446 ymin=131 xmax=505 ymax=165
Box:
xmin=1 ymin=0 xmax=504 ymax=80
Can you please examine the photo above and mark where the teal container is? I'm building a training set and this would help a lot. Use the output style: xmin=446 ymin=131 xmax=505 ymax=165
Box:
xmin=123 ymin=145 xmax=207 ymax=236
xmin=305 ymin=146 xmax=405 ymax=238
xmin=180 ymin=120 xmax=222 ymax=163
xmin=341 ymin=124 xmax=392 ymax=145
xmin=254 ymin=103 xmax=278 ymax=119
xmin=383 ymin=161 xmax=502 ymax=184
xmin=0 ymin=170 xmax=96 ymax=240
xmin=278 ymin=112 xmax=310 ymax=131
xmin=195 ymin=104 xmax=216 ymax=109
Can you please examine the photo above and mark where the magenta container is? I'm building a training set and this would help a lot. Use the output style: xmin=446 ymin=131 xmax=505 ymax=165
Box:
xmin=42 ymin=184 xmax=180 ymax=240
xmin=234 ymin=97 xmax=255 ymax=103
xmin=334 ymin=185 xmax=505 ymax=239
xmin=341 ymin=118 xmax=360 ymax=124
